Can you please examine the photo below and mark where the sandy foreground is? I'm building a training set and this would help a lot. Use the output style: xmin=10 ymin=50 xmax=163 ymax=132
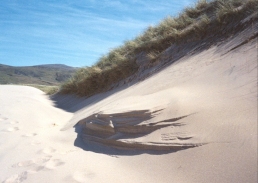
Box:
xmin=1 ymin=31 xmax=257 ymax=182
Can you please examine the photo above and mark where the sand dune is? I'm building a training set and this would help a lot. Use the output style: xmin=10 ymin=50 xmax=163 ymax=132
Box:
xmin=1 ymin=22 xmax=257 ymax=182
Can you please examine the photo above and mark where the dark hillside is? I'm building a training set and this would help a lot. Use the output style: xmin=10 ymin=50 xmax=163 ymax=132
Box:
xmin=33 ymin=64 xmax=77 ymax=70
xmin=0 ymin=64 xmax=77 ymax=85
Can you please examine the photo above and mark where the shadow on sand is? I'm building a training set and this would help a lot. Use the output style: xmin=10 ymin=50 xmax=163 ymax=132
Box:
xmin=73 ymin=124 xmax=197 ymax=156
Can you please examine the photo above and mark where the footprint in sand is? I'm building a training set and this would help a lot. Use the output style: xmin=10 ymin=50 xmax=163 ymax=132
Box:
xmin=5 ymin=127 xmax=19 ymax=132
xmin=9 ymin=120 xmax=19 ymax=124
xmin=34 ymin=155 xmax=52 ymax=164
xmin=27 ymin=165 xmax=45 ymax=174
xmin=2 ymin=172 xmax=28 ymax=183
xmin=9 ymin=156 xmax=55 ymax=181
xmin=45 ymin=159 xmax=65 ymax=169
xmin=73 ymin=171 xmax=95 ymax=182
xmin=12 ymin=160 xmax=35 ymax=168
xmin=12 ymin=156 xmax=52 ymax=168
xmin=41 ymin=147 xmax=56 ymax=154
xmin=22 ymin=133 xmax=37 ymax=137
xmin=30 ymin=140 xmax=41 ymax=145
xmin=0 ymin=117 xmax=8 ymax=121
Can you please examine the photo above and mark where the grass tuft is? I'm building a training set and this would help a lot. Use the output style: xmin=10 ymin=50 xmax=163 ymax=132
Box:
xmin=196 ymin=0 xmax=209 ymax=10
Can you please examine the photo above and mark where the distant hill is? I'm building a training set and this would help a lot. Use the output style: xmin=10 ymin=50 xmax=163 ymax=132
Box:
xmin=0 ymin=64 xmax=77 ymax=85
xmin=33 ymin=64 xmax=77 ymax=70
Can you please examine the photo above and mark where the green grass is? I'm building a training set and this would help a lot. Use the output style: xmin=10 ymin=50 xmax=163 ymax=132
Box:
xmin=60 ymin=0 xmax=258 ymax=97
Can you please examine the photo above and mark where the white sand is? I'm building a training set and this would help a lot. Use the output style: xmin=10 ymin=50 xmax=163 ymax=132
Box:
xmin=1 ymin=28 xmax=257 ymax=182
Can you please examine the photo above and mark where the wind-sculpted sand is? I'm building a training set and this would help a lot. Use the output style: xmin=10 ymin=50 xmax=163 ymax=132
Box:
xmin=80 ymin=110 xmax=203 ymax=151
xmin=0 ymin=22 xmax=257 ymax=183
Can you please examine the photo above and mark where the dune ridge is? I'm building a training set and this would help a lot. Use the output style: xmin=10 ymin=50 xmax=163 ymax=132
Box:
xmin=60 ymin=17 xmax=257 ymax=157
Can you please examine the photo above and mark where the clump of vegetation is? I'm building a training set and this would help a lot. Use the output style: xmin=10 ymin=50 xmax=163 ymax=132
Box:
xmin=44 ymin=86 xmax=59 ymax=95
xmin=61 ymin=0 xmax=258 ymax=97
xmin=62 ymin=59 xmax=137 ymax=96
xmin=216 ymin=0 xmax=258 ymax=23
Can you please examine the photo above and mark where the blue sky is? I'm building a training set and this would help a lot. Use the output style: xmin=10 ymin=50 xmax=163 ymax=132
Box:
xmin=0 ymin=0 xmax=195 ymax=67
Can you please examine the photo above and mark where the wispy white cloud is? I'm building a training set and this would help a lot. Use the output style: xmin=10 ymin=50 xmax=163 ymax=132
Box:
xmin=0 ymin=0 xmax=195 ymax=67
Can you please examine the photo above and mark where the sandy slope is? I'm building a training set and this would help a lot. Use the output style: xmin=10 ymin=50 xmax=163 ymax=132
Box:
xmin=1 ymin=28 xmax=257 ymax=182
